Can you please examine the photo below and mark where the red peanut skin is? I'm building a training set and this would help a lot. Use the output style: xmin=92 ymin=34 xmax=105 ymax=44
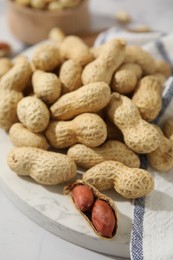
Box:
xmin=72 ymin=185 xmax=94 ymax=212
xmin=91 ymin=199 xmax=116 ymax=238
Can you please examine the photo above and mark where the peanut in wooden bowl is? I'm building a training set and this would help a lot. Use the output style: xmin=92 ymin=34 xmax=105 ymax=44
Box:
xmin=6 ymin=0 xmax=90 ymax=44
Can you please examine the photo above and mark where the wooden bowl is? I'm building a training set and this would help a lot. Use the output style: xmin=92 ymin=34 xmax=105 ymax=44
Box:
xmin=6 ymin=0 xmax=90 ymax=45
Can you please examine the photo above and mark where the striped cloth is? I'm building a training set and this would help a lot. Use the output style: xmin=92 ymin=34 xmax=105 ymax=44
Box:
xmin=95 ymin=28 xmax=173 ymax=260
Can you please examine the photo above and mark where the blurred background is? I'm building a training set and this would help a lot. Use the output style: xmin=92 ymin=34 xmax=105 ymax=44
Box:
xmin=1 ymin=0 xmax=173 ymax=56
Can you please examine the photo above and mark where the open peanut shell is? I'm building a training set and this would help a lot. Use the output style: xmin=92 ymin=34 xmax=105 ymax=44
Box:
xmin=64 ymin=179 xmax=118 ymax=239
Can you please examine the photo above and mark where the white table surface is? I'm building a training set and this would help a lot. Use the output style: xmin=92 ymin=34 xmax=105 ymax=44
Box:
xmin=0 ymin=0 xmax=173 ymax=259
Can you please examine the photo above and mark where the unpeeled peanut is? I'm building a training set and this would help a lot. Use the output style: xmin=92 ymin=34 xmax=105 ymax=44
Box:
xmin=0 ymin=58 xmax=32 ymax=91
xmin=115 ymin=10 xmax=131 ymax=24
xmin=147 ymin=126 xmax=173 ymax=172
xmin=156 ymin=60 xmax=172 ymax=79
xmin=9 ymin=123 xmax=49 ymax=150
xmin=15 ymin=0 xmax=31 ymax=6
xmin=0 ymin=89 xmax=23 ymax=130
xmin=30 ymin=0 xmax=45 ymax=8
xmin=59 ymin=0 xmax=81 ymax=8
xmin=67 ymin=140 xmax=140 ymax=169
xmin=60 ymin=36 xmax=94 ymax=66
xmin=111 ymin=63 xmax=142 ymax=94
xmin=45 ymin=113 xmax=107 ymax=148
xmin=107 ymin=93 xmax=161 ymax=154
xmin=50 ymin=82 xmax=111 ymax=120
xmin=64 ymin=180 xmax=118 ymax=239
xmin=132 ymin=75 xmax=162 ymax=122
xmin=32 ymin=70 xmax=61 ymax=104
xmin=92 ymin=199 xmax=116 ymax=238
xmin=163 ymin=118 xmax=173 ymax=144
xmin=72 ymin=184 xmax=94 ymax=212
xmin=83 ymin=160 xmax=154 ymax=198
xmin=32 ymin=43 xmax=60 ymax=71
xmin=48 ymin=27 xmax=65 ymax=43
xmin=7 ymin=147 xmax=77 ymax=185
xmin=82 ymin=39 xmax=126 ymax=85
xmin=48 ymin=1 xmax=64 ymax=10
xmin=124 ymin=45 xmax=156 ymax=75
xmin=59 ymin=59 xmax=82 ymax=93
xmin=17 ymin=96 xmax=50 ymax=133
xmin=0 ymin=58 xmax=12 ymax=78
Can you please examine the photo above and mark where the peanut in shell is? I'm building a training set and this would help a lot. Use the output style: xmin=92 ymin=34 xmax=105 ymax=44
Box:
xmin=64 ymin=179 xmax=118 ymax=239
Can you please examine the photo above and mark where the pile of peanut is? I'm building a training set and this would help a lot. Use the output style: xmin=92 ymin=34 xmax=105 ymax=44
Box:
xmin=0 ymin=32 xmax=173 ymax=238
xmin=13 ymin=0 xmax=82 ymax=11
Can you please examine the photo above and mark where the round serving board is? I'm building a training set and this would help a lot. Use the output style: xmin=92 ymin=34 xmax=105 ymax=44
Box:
xmin=0 ymin=129 xmax=132 ymax=258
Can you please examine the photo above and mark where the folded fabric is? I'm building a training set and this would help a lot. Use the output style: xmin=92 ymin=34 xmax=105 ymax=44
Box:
xmin=94 ymin=27 xmax=164 ymax=47
xmin=95 ymin=28 xmax=173 ymax=260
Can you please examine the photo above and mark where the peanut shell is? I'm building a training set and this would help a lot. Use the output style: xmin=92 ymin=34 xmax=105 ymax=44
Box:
xmin=64 ymin=179 xmax=118 ymax=239
xmin=7 ymin=147 xmax=77 ymax=185
xmin=83 ymin=161 xmax=154 ymax=199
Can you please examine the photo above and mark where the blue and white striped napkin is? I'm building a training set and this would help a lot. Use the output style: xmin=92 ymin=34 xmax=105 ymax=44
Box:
xmin=95 ymin=28 xmax=173 ymax=260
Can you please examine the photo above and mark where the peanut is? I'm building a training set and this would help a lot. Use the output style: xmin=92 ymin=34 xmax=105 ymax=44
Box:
xmin=151 ymin=73 xmax=166 ymax=86
xmin=9 ymin=123 xmax=49 ymax=150
xmin=72 ymin=184 xmax=94 ymax=212
xmin=30 ymin=0 xmax=45 ymax=8
xmin=92 ymin=199 xmax=116 ymax=238
xmin=64 ymin=180 xmax=118 ymax=239
xmin=14 ymin=0 xmax=81 ymax=9
xmin=90 ymin=45 xmax=103 ymax=59
xmin=17 ymin=96 xmax=50 ymax=133
xmin=48 ymin=27 xmax=65 ymax=43
xmin=60 ymin=36 xmax=94 ymax=66
xmin=147 ymin=126 xmax=173 ymax=172
xmin=124 ymin=45 xmax=156 ymax=75
xmin=0 ymin=89 xmax=23 ymax=130
xmin=32 ymin=43 xmax=60 ymax=71
xmin=67 ymin=140 xmax=140 ymax=169
xmin=0 ymin=58 xmax=32 ymax=92
xmin=82 ymin=39 xmax=126 ymax=85
xmin=59 ymin=59 xmax=82 ymax=93
xmin=107 ymin=93 xmax=161 ymax=154
xmin=156 ymin=60 xmax=172 ymax=78
xmin=7 ymin=147 xmax=76 ymax=185
xmin=32 ymin=70 xmax=61 ymax=104
xmin=111 ymin=63 xmax=142 ymax=94
xmin=48 ymin=2 xmax=63 ymax=10
xmin=83 ymin=160 xmax=154 ymax=198
xmin=59 ymin=0 xmax=81 ymax=8
xmin=115 ymin=10 xmax=131 ymax=24
xmin=127 ymin=25 xmax=151 ymax=33
xmin=132 ymin=75 xmax=162 ymax=122
xmin=45 ymin=113 xmax=107 ymax=148
xmin=15 ymin=0 xmax=30 ymax=6
xmin=50 ymin=82 xmax=111 ymax=120
xmin=163 ymin=118 xmax=173 ymax=143
xmin=0 ymin=58 xmax=12 ymax=78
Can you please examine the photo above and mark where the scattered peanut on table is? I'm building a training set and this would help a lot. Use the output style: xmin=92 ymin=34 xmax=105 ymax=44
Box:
xmin=0 ymin=31 xmax=172 ymax=239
